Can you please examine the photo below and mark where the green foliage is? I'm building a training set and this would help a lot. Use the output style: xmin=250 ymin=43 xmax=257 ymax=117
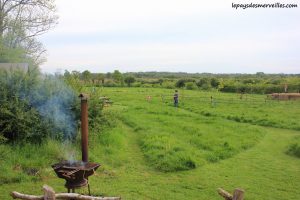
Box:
xmin=82 ymin=70 xmax=92 ymax=82
xmin=103 ymin=80 xmax=117 ymax=87
xmin=124 ymin=76 xmax=136 ymax=87
xmin=0 ymin=69 xmax=79 ymax=143
xmin=0 ymin=98 xmax=49 ymax=143
xmin=175 ymin=79 xmax=186 ymax=88
xmin=210 ymin=77 xmax=220 ymax=88
xmin=112 ymin=70 xmax=124 ymax=85
xmin=162 ymin=81 xmax=175 ymax=89
xmin=75 ymin=70 xmax=300 ymax=95
xmin=63 ymin=70 xmax=83 ymax=92
xmin=185 ymin=82 xmax=197 ymax=90
xmin=0 ymin=69 xmax=47 ymax=143
xmin=196 ymin=77 xmax=210 ymax=88
xmin=0 ymin=41 xmax=26 ymax=63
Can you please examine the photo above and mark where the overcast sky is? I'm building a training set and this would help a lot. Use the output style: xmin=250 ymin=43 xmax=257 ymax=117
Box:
xmin=40 ymin=0 xmax=300 ymax=74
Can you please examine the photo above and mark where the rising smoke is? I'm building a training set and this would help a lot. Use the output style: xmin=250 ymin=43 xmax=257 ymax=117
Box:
xmin=27 ymin=74 xmax=78 ymax=140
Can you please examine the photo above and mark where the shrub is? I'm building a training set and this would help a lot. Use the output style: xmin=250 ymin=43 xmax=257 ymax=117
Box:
xmin=103 ymin=80 xmax=117 ymax=87
xmin=162 ymin=81 xmax=175 ymax=89
xmin=0 ymin=69 xmax=78 ymax=143
xmin=196 ymin=78 xmax=211 ymax=88
xmin=124 ymin=76 xmax=135 ymax=87
xmin=186 ymin=82 xmax=197 ymax=90
xmin=175 ymin=79 xmax=186 ymax=88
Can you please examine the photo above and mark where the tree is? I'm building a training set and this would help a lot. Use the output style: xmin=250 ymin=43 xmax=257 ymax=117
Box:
xmin=186 ymin=82 xmax=197 ymax=90
xmin=210 ymin=78 xmax=220 ymax=88
xmin=82 ymin=70 xmax=91 ymax=83
xmin=112 ymin=70 xmax=123 ymax=85
xmin=106 ymin=72 xmax=112 ymax=79
xmin=175 ymin=79 xmax=185 ymax=88
xmin=0 ymin=0 xmax=58 ymax=64
xmin=158 ymin=78 xmax=164 ymax=86
xmin=124 ymin=76 xmax=135 ymax=87
xmin=196 ymin=77 xmax=210 ymax=88
xmin=96 ymin=73 xmax=105 ymax=84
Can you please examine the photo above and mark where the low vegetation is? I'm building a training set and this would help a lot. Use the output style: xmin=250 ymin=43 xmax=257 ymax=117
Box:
xmin=64 ymin=70 xmax=300 ymax=94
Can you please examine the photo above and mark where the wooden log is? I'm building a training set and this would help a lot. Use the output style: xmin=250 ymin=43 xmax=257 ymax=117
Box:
xmin=11 ymin=192 xmax=43 ymax=200
xmin=217 ymin=188 xmax=232 ymax=200
xmin=11 ymin=184 xmax=121 ymax=200
xmin=232 ymin=188 xmax=244 ymax=200
xmin=11 ymin=192 xmax=121 ymax=200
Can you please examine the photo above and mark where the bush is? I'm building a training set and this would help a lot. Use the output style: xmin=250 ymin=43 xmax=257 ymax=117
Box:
xmin=186 ymin=82 xmax=197 ymax=90
xmin=196 ymin=78 xmax=211 ymax=88
xmin=175 ymin=79 xmax=186 ymax=88
xmin=124 ymin=76 xmax=135 ymax=87
xmin=162 ymin=81 xmax=175 ymax=89
xmin=103 ymin=80 xmax=117 ymax=87
xmin=0 ymin=69 xmax=78 ymax=143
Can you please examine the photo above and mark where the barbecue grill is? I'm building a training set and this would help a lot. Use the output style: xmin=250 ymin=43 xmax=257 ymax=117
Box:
xmin=52 ymin=93 xmax=100 ymax=194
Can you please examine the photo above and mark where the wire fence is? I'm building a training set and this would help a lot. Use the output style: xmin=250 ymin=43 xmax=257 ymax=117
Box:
xmin=138 ymin=93 xmax=300 ymax=106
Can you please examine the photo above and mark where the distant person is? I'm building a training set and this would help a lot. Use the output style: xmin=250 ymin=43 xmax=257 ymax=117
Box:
xmin=284 ymin=84 xmax=288 ymax=93
xmin=174 ymin=90 xmax=179 ymax=107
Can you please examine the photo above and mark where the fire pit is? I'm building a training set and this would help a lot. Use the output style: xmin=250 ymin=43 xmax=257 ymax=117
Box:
xmin=52 ymin=161 xmax=100 ymax=192
xmin=52 ymin=93 xmax=100 ymax=194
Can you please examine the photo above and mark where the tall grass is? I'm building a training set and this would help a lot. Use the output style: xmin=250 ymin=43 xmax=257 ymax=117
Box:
xmin=141 ymin=134 xmax=196 ymax=172
xmin=0 ymin=140 xmax=65 ymax=184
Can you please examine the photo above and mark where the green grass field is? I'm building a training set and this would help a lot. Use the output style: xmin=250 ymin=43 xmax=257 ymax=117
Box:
xmin=1 ymin=87 xmax=300 ymax=199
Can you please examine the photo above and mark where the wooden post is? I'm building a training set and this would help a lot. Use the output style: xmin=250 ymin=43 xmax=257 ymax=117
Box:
xmin=43 ymin=185 xmax=55 ymax=200
xmin=217 ymin=188 xmax=244 ymax=200
xmin=232 ymin=188 xmax=244 ymax=200
xmin=217 ymin=188 xmax=232 ymax=200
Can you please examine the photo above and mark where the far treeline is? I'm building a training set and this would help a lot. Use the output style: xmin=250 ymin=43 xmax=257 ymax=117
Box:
xmin=64 ymin=70 xmax=300 ymax=94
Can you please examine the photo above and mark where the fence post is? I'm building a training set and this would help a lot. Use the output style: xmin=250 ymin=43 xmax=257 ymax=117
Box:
xmin=217 ymin=188 xmax=244 ymax=200
xmin=43 ymin=185 xmax=56 ymax=200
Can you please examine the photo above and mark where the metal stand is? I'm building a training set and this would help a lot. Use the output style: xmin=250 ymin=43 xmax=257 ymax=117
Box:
xmin=67 ymin=179 xmax=90 ymax=196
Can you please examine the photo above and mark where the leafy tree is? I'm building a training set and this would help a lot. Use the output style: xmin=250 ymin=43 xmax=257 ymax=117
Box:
xmin=82 ymin=70 xmax=91 ymax=83
xmin=196 ymin=78 xmax=210 ymax=88
xmin=175 ymin=79 xmax=185 ymax=88
xmin=124 ymin=76 xmax=135 ymax=87
xmin=106 ymin=72 xmax=112 ymax=79
xmin=96 ymin=73 xmax=105 ymax=84
xmin=0 ymin=0 xmax=58 ymax=65
xmin=64 ymin=70 xmax=71 ymax=78
xmin=186 ymin=82 xmax=197 ymax=90
xmin=112 ymin=70 xmax=123 ymax=85
xmin=210 ymin=78 xmax=220 ymax=88
xmin=158 ymin=78 xmax=164 ymax=86
xmin=217 ymin=79 xmax=224 ymax=91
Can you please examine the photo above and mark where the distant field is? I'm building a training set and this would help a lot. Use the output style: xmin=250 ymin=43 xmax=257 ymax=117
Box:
xmin=1 ymin=87 xmax=300 ymax=200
